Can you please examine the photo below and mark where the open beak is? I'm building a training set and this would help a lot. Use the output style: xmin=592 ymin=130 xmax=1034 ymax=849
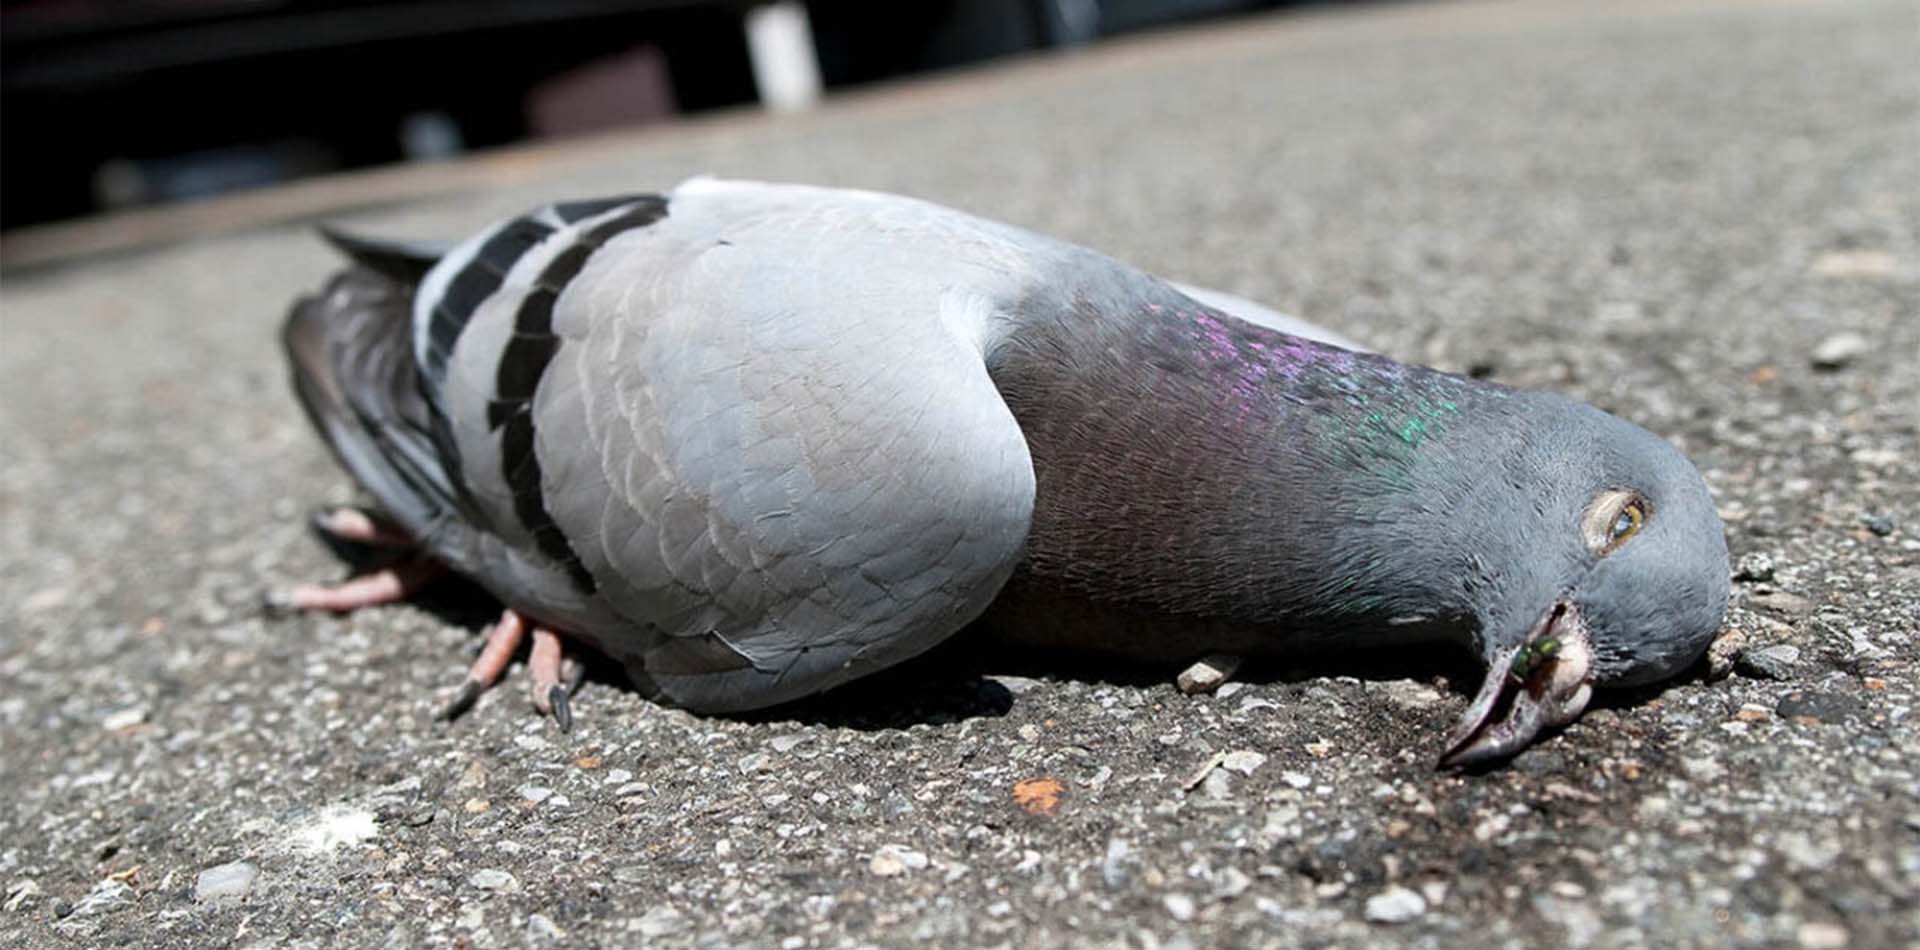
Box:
xmin=1439 ymin=602 xmax=1595 ymax=769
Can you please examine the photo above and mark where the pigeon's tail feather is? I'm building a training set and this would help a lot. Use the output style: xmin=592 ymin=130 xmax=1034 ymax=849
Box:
xmin=282 ymin=267 xmax=460 ymax=542
xmin=317 ymin=227 xmax=449 ymax=284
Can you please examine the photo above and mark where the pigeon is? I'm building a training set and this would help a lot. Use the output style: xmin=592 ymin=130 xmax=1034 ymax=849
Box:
xmin=278 ymin=177 xmax=1730 ymax=766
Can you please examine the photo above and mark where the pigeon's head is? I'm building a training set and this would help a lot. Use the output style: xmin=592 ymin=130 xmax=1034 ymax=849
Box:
xmin=1436 ymin=395 xmax=1730 ymax=767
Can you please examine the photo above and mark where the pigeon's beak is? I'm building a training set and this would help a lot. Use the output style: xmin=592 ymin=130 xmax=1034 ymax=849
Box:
xmin=1439 ymin=602 xmax=1595 ymax=769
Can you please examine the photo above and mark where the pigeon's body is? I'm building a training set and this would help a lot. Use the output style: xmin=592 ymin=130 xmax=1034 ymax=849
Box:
xmin=286 ymin=178 xmax=1730 ymax=763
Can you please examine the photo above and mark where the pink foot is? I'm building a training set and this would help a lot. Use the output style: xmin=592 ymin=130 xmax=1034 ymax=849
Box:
xmin=267 ymin=505 xmax=440 ymax=612
xmin=276 ymin=556 xmax=444 ymax=611
xmin=438 ymin=608 xmax=581 ymax=731
xmin=311 ymin=506 xmax=413 ymax=548
xmin=273 ymin=506 xmax=583 ymax=731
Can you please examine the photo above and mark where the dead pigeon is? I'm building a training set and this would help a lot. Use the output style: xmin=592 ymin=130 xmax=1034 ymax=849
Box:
xmin=277 ymin=178 xmax=1730 ymax=766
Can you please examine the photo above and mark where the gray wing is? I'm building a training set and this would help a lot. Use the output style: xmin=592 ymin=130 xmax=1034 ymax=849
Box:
xmin=1168 ymin=281 xmax=1369 ymax=352
xmin=432 ymin=180 xmax=1039 ymax=711
xmin=379 ymin=179 xmax=1339 ymax=713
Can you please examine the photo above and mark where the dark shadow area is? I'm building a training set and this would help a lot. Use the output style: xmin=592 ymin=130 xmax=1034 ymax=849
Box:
xmin=1589 ymin=655 xmax=1716 ymax=714
xmin=737 ymin=625 xmax=1488 ymax=732
xmin=288 ymin=516 xmax=1698 ymax=749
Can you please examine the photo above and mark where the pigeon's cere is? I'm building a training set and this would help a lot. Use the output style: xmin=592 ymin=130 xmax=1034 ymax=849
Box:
xmin=279 ymin=178 xmax=1731 ymax=766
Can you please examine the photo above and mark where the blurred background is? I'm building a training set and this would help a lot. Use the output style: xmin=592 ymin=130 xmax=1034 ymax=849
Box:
xmin=1 ymin=0 xmax=1306 ymax=234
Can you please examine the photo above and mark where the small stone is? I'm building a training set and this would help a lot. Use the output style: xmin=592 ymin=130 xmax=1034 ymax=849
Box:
xmin=71 ymin=879 xmax=134 ymax=917
xmin=1777 ymin=690 xmax=1863 ymax=724
xmin=21 ymin=587 xmax=69 ymax=612
xmin=1736 ymin=645 xmax=1801 ymax=680
xmin=290 ymin=805 xmax=379 ymax=854
xmin=1365 ymin=885 xmax=1427 ymax=924
xmin=769 ymin=734 xmax=806 ymax=753
xmin=1543 ymin=782 xmax=1600 ymax=803
xmin=1102 ymin=839 xmax=1134 ymax=889
xmin=1473 ymin=813 xmax=1511 ymax=841
xmin=869 ymin=845 xmax=927 ymax=877
xmin=1177 ymin=655 xmax=1242 ymax=694
xmin=1809 ymin=332 xmax=1869 ymax=370
xmin=1810 ymin=249 xmax=1896 ymax=278
xmin=193 ymin=861 xmax=258 ymax=901
xmin=1733 ymin=552 xmax=1775 ymax=583
xmin=1706 ymin=628 xmax=1747 ymax=680
xmin=1534 ymin=893 xmax=1603 ymax=947
xmin=517 ymin=784 xmax=553 ymax=804
xmin=1181 ymin=751 xmax=1227 ymax=791
xmin=634 ymin=906 xmax=687 ymax=938
xmin=455 ymin=903 xmax=485 ymax=931
xmin=1213 ymin=867 xmax=1252 ymax=899
xmin=1221 ymin=750 xmax=1267 ymax=776
xmin=1162 ymin=892 xmax=1197 ymax=921
xmin=4 ymin=880 xmax=40 ymax=913
xmin=102 ymin=707 xmax=147 ymax=731
xmin=1681 ymin=756 xmax=1725 ymax=784
xmin=1734 ymin=704 xmax=1771 ymax=722
xmin=1382 ymin=680 xmax=1443 ymax=710
xmin=1749 ymin=590 xmax=1815 ymax=618
xmin=1796 ymin=920 xmax=1850 ymax=949
xmin=469 ymin=869 xmax=518 ymax=891
xmin=527 ymin=912 xmax=565 ymax=941
xmin=1859 ymin=513 xmax=1895 ymax=537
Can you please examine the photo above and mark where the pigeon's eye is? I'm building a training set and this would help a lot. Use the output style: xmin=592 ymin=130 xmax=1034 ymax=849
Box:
xmin=1584 ymin=490 xmax=1650 ymax=554
xmin=1611 ymin=504 xmax=1644 ymax=542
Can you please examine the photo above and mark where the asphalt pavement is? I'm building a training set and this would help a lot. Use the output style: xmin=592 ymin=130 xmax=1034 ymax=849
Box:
xmin=3 ymin=0 xmax=1916 ymax=946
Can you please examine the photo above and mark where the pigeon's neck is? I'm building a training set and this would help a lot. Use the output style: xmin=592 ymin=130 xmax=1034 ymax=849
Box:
xmin=986 ymin=282 xmax=1510 ymax=653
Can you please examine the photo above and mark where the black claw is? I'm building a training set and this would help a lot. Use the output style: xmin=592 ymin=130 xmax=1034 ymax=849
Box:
xmin=547 ymin=684 xmax=573 ymax=733
xmin=307 ymin=507 xmax=369 ymax=562
xmin=439 ymin=679 xmax=483 ymax=722
xmin=307 ymin=506 xmax=346 ymax=536
xmin=259 ymin=589 xmax=297 ymax=618
xmin=307 ymin=505 xmax=411 ymax=569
